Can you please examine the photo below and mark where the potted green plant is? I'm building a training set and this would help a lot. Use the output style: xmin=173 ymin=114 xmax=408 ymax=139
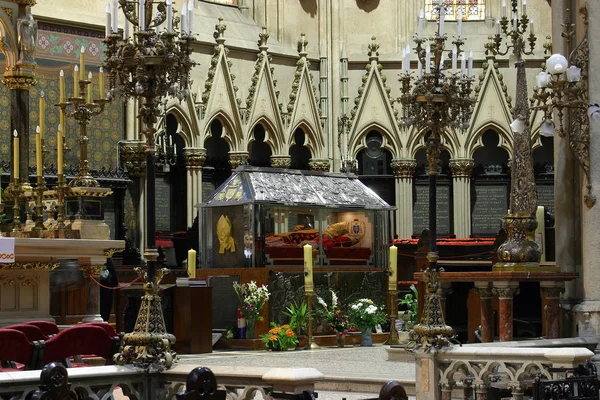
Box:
xmin=398 ymin=284 xmax=418 ymax=331
xmin=283 ymin=300 xmax=309 ymax=347
xmin=261 ymin=323 xmax=298 ymax=351
xmin=316 ymin=290 xmax=349 ymax=347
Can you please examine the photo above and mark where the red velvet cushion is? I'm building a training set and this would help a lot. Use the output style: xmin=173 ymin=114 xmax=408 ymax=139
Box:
xmin=43 ymin=325 xmax=116 ymax=365
xmin=0 ymin=329 xmax=35 ymax=367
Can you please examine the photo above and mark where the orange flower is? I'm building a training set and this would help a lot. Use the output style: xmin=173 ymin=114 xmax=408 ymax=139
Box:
xmin=282 ymin=324 xmax=290 ymax=329
xmin=286 ymin=329 xmax=295 ymax=337
xmin=268 ymin=328 xmax=277 ymax=334
xmin=269 ymin=335 xmax=278 ymax=341
xmin=272 ymin=327 xmax=282 ymax=334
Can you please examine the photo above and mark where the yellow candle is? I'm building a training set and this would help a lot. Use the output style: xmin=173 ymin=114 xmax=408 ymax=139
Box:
xmin=74 ymin=65 xmax=79 ymax=98
xmin=57 ymin=124 xmax=64 ymax=175
xmin=87 ymin=72 xmax=93 ymax=104
xmin=59 ymin=70 xmax=65 ymax=102
xmin=99 ymin=67 xmax=105 ymax=99
xmin=80 ymin=46 xmax=85 ymax=81
xmin=187 ymin=249 xmax=197 ymax=278
xmin=389 ymin=245 xmax=398 ymax=291
xmin=303 ymin=244 xmax=313 ymax=286
xmin=13 ymin=130 xmax=19 ymax=180
xmin=35 ymin=126 xmax=42 ymax=177
xmin=39 ymin=91 xmax=45 ymax=140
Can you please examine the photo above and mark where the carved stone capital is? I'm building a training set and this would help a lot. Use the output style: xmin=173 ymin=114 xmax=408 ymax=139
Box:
xmin=79 ymin=265 xmax=106 ymax=277
xmin=1 ymin=74 xmax=36 ymax=90
xmin=9 ymin=0 xmax=37 ymax=5
xmin=542 ymin=286 xmax=565 ymax=299
xmin=229 ymin=151 xmax=249 ymax=170
xmin=183 ymin=148 xmax=207 ymax=168
xmin=270 ymin=155 xmax=291 ymax=169
xmin=391 ymin=159 xmax=416 ymax=179
xmin=309 ymin=158 xmax=330 ymax=172
xmin=449 ymin=159 xmax=475 ymax=179
xmin=493 ymin=287 xmax=519 ymax=299
xmin=341 ymin=159 xmax=358 ymax=174
xmin=119 ymin=140 xmax=146 ymax=179
xmin=475 ymin=287 xmax=494 ymax=300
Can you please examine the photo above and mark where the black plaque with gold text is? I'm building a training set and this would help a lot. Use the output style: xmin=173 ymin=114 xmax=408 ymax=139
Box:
xmin=413 ymin=185 xmax=451 ymax=235
xmin=155 ymin=176 xmax=171 ymax=231
xmin=471 ymin=185 xmax=508 ymax=235
xmin=536 ymin=185 xmax=554 ymax=215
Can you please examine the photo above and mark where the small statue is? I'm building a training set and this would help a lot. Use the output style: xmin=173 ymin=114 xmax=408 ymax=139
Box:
xmin=216 ymin=215 xmax=235 ymax=254
xmin=17 ymin=6 xmax=37 ymax=66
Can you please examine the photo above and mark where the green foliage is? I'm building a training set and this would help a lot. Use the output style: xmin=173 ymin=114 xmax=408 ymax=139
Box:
xmin=261 ymin=323 xmax=299 ymax=351
xmin=398 ymin=284 xmax=419 ymax=330
xmin=347 ymin=298 xmax=387 ymax=331
xmin=282 ymin=300 xmax=309 ymax=336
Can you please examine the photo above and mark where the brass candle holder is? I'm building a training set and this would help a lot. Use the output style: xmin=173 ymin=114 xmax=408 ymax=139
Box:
xmin=32 ymin=176 xmax=46 ymax=232
xmin=55 ymin=173 xmax=66 ymax=229
xmin=384 ymin=289 xmax=400 ymax=345
xmin=304 ymin=289 xmax=320 ymax=350
xmin=9 ymin=180 xmax=23 ymax=232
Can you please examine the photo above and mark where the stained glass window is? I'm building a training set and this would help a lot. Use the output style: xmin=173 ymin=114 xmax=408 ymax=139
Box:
xmin=425 ymin=0 xmax=486 ymax=21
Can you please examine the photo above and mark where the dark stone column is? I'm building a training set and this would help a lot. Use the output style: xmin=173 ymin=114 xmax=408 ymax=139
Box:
xmin=476 ymin=284 xmax=494 ymax=343
xmin=12 ymin=89 xmax=30 ymax=187
xmin=542 ymin=284 xmax=565 ymax=339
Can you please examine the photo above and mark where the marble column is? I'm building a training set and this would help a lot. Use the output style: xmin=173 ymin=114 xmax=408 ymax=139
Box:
xmin=541 ymin=283 xmax=565 ymax=339
xmin=493 ymin=283 xmax=519 ymax=342
xmin=415 ymin=350 xmax=441 ymax=400
xmin=474 ymin=382 xmax=488 ymax=400
xmin=510 ymin=384 xmax=525 ymax=400
xmin=80 ymin=265 xmax=105 ymax=322
xmin=449 ymin=159 xmax=474 ymax=238
xmin=391 ymin=159 xmax=416 ymax=238
xmin=574 ymin=1 xmax=600 ymax=357
xmin=440 ymin=382 xmax=452 ymax=400
xmin=184 ymin=148 xmax=206 ymax=227
xmin=475 ymin=282 xmax=494 ymax=343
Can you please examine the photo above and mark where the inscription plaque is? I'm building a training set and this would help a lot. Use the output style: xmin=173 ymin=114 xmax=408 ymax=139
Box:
xmin=536 ymin=185 xmax=554 ymax=215
xmin=413 ymin=185 xmax=450 ymax=235
xmin=208 ymin=275 xmax=240 ymax=329
xmin=155 ymin=177 xmax=171 ymax=231
xmin=471 ymin=185 xmax=508 ymax=235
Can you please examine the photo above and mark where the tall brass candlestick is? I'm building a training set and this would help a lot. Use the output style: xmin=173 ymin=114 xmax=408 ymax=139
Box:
xmin=303 ymin=245 xmax=319 ymax=349
xmin=10 ymin=179 xmax=22 ymax=232
xmin=33 ymin=126 xmax=47 ymax=232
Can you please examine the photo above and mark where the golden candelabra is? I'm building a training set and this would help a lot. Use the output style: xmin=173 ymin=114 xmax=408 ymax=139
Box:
xmin=531 ymin=6 xmax=594 ymax=208
xmin=103 ymin=0 xmax=194 ymax=370
xmin=489 ymin=0 xmax=541 ymax=270
xmin=8 ymin=180 xmax=22 ymax=232
xmin=400 ymin=0 xmax=474 ymax=350
xmin=58 ymin=76 xmax=107 ymax=188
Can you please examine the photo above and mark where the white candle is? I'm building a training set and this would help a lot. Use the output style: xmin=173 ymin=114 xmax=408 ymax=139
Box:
xmin=502 ymin=0 xmax=507 ymax=18
xmin=181 ymin=2 xmax=187 ymax=33
xmin=439 ymin=3 xmax=445 ymax=36
xmin=460 ymin=51 xmax=466 ymax=76
xmin=187 ymin=249 xmax=196 ymax=278
xmin=389 ymin=246 xmax=398 ymax=291
xmin=112 ymin=0 xmax=118 ymax=34
xmin=522 ymin=0 xmax=527 ymax=16
xmin=406 ymin=44 xmax=411 ymax=68
xmin=418 ymin=9 xmax=424 ymax=39
xmin=304 ymin=244 xmax=313 ymax=287
xmin=452 ymin=44 xmax=457 ymax=73
xmin=124 ymin=17 xmax=129 ymax=39
xmin=188 ymin=0 xmax=194 ymax=34
xmin=425 ymin=43 xmax=431 ymax=73
xmin=166 ymin=0 xmax=173 ymax=33
xmin=468 ymin=50 xmax=473 ymax=77
xmin=105 ymin=3 xmax=111 ymax=37
xmin=87 ymin=71 xmax=93 ymax=104
xmin=401 ymin=48 xmax=406 ymax=73
xmin=457 ymin=9 xmax=462 ymax=39
xmin=440 ymin=53 xmax=444 ymax=71
xmin=513 ymin=12 xmax=518 ymax=31
xmin=417 ymin=59 xmax=422 ymax=79
xmin=529 ymin=18 xmax=534 ymax=35
xmin=140 ymin=0 xmax=145 ymax=31
xmin=496 ymin=19 xmax=500 ymax=35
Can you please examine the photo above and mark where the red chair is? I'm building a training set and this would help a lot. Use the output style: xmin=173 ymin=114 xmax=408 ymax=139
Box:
xmin=0 ymin=328 xmax=42 ymax=371
xmin=84 ymin=322 xmax=119 ymax=339
xmin=5 ymin=323 xmax=48 ymax=342
xmin=42 ymin=325 xmax=119 ymax=368
xmin=25 ymin=320 xmax=60 ymax=337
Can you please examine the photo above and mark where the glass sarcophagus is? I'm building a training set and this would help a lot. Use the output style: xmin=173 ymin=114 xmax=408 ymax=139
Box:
xmin=199 ymin=167 xmax=393 ymax=269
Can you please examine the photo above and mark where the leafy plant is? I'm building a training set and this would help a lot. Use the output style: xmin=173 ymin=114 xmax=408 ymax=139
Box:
xmin=315 ymin=290 xmax=349 ymax=335
xmin=233 ymin=281 xmax=270 ymax=321
xmin=283 ymin=300 xmax=309 ymax=336
xmin=398 ymin=284 xmax=419 ymax=330
xmin=261 ymin=323 xmax=298 ymax=351
xmin=347 ymin=298 xmax=387 ymax=331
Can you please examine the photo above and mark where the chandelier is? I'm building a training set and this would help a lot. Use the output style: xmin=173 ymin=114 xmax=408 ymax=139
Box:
xmin=155 ymin=129 xmax=178 ymax=171
xmin=401 ymin=0 xmax=475 ymax=350
xmin=102 ymin=0 xmax=195 ymax=369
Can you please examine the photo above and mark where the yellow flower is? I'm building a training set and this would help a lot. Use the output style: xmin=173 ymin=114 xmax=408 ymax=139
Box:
xmin=286 ymin=329 xmax=295 ymax=337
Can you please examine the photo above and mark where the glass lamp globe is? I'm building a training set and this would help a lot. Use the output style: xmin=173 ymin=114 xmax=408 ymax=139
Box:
xmin=536 ymin=71 xmax=551 ymax=88
xmin=566 ymin=65 xmax=581 ymax=82
xmin=546 ymin=54 xmax=569 ymax=75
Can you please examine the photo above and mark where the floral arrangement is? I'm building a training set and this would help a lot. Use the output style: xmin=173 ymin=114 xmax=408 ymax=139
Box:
xmin=316 ymin=290 xmax=348 ymax=335
xmin=233 ymin=281 xmax=270 ymax=321
xmin=261 ymin=323 xmax=298 ymax=351
xmin=347 ymin=298 xmax=387 ymax=331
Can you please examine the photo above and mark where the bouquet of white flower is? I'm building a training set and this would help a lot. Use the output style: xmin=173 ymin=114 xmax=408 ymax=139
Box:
xmin=347 ymin=298 xmax=386 ymax=331
xmin=233 ymin=280 xmax=270 ymax=321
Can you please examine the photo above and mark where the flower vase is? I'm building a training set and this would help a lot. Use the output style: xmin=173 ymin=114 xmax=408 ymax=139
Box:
xmin=246 ymin=318 xmax=256 ymax=339
xmin=336 ymin=332 xmax=345 ymax=348
xmin=360 ymin=329 xmax=373 ymax=346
